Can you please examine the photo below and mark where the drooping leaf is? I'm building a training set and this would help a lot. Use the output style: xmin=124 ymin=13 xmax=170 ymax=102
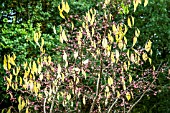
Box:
xmin=145 ymin=40 xmax=152 ymax=52
xmin=108 ymin=77 xmax=113 ymax=86
xmin=144 ymin=0 xmax=148 ymax=7
xmin=129 ymin=74 xmax=132 ymax=83
xmin=102 ymin=38 xmax=108 ymax=49
xmin=142 ymin=52 xmax=148 ymax=61
xmin=127 ymin=17 xmax=132 ymax=28
xmin=83 ymin=95 xmax=86 ymax=105
xmin=132 ymin=36 xmax=137 ymax=47
xmin=126 ymin=92 xmax=131 ymax=101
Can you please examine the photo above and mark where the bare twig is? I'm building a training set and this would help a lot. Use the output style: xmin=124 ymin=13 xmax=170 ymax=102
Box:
xmin=89 ymin=46 xmax=103 ymax=113
xmin=89 ymin=72 xmax=101 ymax=113
xmin=50 ymin=96 xmax=55 ymax=113
xmin=44 ymin=97 xmax=47 ymax=113
xmin=107 ymin=98 xmax=118 ymax=113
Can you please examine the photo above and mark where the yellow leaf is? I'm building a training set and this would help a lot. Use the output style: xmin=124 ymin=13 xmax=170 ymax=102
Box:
xmin=108 ymin=32 xmax=113 ymax=43
xmin=62 ymin=30 xmax=68 ymax=42
xmin=59 ymin=11 xmax=65 ymax=19
xmin=7 ymin=108 xmax=11 ymax=113
xmin=123 ymin=62 xmax=128 ymax=71
xmin=118 ymin=40 xmax=123 ymax=49
xmin=74 ymin=51 xmax=78 ymax=60
xmin=145 ymin=40 xmax=152 ymax=52
xmin=105 ymin=86 xmax=109 ymax=92
xmin=83 ymin=95 xmax=86 ymax=105
xmin=71 ymin=22 xmax=74 ymax=30
xmin=142 ymin=52 xmax=148 ymax=61
xmin=92 ymin=27 xmax=94 ymax=37
xmin=23 ymin=61 xmax=27 ymax=70
xmin=132 ymin=36 xmax=137 ymax=47
xmin=131 ymin=16 xmax=134 ymax=26
xmin=63 ymin=51 xmax=67 ymax=61
xmin=39 ymin=74 xmax=43 ymax=81
xmin=21 ymin=99 xmax=25 ymax=109
xmin=127 ymin=50 xmax=130 ymax=58
xmin=144 ymin=0 xmax=148 ymax=7
xmin=115 ymin=50 xmax=119 ymax=61
xmin=129 ymin=74 xmax=132 ymax=83
xmin=124 ymin=24 xmax=128 ymax=35
xmin=135 ymin=28 xmax=140 ymax=37
xmin=126 ymin=92 xmax=131 ymax=101
xmin=48 ymin=56 xmax=51 ymax=65
xmin=133 ymin=0 xmax=139 ymax=12
xmin=128 ymin=17 xmax=132 ymax=28
xmin=6 ymin=76 xmax=11 ymax=86
xmin=111 ymin=52 xmax=115 ymax=63
xmin=32 ymin=61 xmax=37 ymax=74
xmin=3 ymin=55 xmax=7 ymax=70
xmin=82 ymin=69 xmax=86 ymax=79
xmin=26 ymin=107 xmax=29 ymax=113
xmin=108 ymin=77 xmax=113 ymax=86
xmin=41 ymin=38 xmax=44 ymax=48
xmin=112 ymin=24 xmax=117 ymax=35
xmin=116 ymin=90 xmax=120 ymax=98
xmin=149 ymin=58 xmax=152 ymax=64
xmin=64 ymin=2 xmax=70 ymax=13
xmin=102 ymin=38 xmax=108 ymax=49
xmin=8 ymin=62 xmax=11 ymax=70
xmin=130 ymin=53 xmax=135 ymax=62
xmin=53 ymin=25 xmax=56 ymax=34
xmin=67 ymin=93 xmax=71 ymax=101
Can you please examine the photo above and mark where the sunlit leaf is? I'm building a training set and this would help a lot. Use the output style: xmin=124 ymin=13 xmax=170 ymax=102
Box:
xmin=126 ymin=92 xmax=131 ymax=101
xmin=127 ymin=17 xmax=132 ymax=28
xmin=102 ymin=38 xmax=108 ymax=49
xmin=149 ymin=58 xmax=152 ymax=64
xmin=144 ymin=0 xmax=148 ymax=7
xmin=142 ymin=52 xmax=148 ymax=61
xmin=74 ymin=51 xmax=78 ymax=59
xmin=132 ymin=36 xmax=137 ymax=47
xmin=111 ymin=52 xmax=115 ymax=63
xmin=105 ymin=86 xmax=109 ymax=92
xmin=116 ymin=90 xmax=120 ymax=98
xmin=21 ymin=99 xmax=25 ymax=109
xmin=3 ymin=55 xmax=7 ymax=70
xmin=7 ymin=108 xmax=11 ymax=113
xmin=83 ymin=59 xmax=89 ymax=65
xmin=129 ymin=74 xmax=132 ymax=83
xmin=26 ymin=107 xmax=29 ymax=113
xmin=63 ymin=51 xmax=67 ymax=61
xmin=64 ymin=2 xmax=70 ymax=13
xmin=67 ymin=93 xmax=71 ymax=101
xmin=145 ymin=40 xmax=152 ymax=52
xmin=131 ymin=16 xmax=134 ymax=26
xmin=115 ymin=50 xmax=119 ymax=61
xmin=135 ymin=28 xmax=140 ymax=37
xmin=118 ymin=40 xmax=123 ymax=49
xmin=108 ymin=77 xmax=113 ymax=86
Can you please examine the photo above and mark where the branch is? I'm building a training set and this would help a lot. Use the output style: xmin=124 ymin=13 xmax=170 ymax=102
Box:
xmin=127 ymin=61 xmax=163 ymax=113
xmin=50 ymin=96 xmax=55 ymax=113
xmin=89 ymin=52 xmax=103 ymax=113
xmin=107 ymin=98 xmax=118 ymax=113
xmin=43 ymin=97 xmax=47 ymax=113
xmin=89 ymin=72 xmax=101 ymax=113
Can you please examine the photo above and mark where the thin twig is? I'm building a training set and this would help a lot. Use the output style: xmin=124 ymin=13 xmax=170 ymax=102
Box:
xmin=107 ymin=98 xmax=118 ymax=113
xmin=90 ymin=44 xmax=103 ymax=113
xmin=44 ymin=97 xmax=47 ymax=113
xmin=89 ymin=72 xmax=101 ymax=113
xmin=50 ymin=96 xmax=55 ymax=113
